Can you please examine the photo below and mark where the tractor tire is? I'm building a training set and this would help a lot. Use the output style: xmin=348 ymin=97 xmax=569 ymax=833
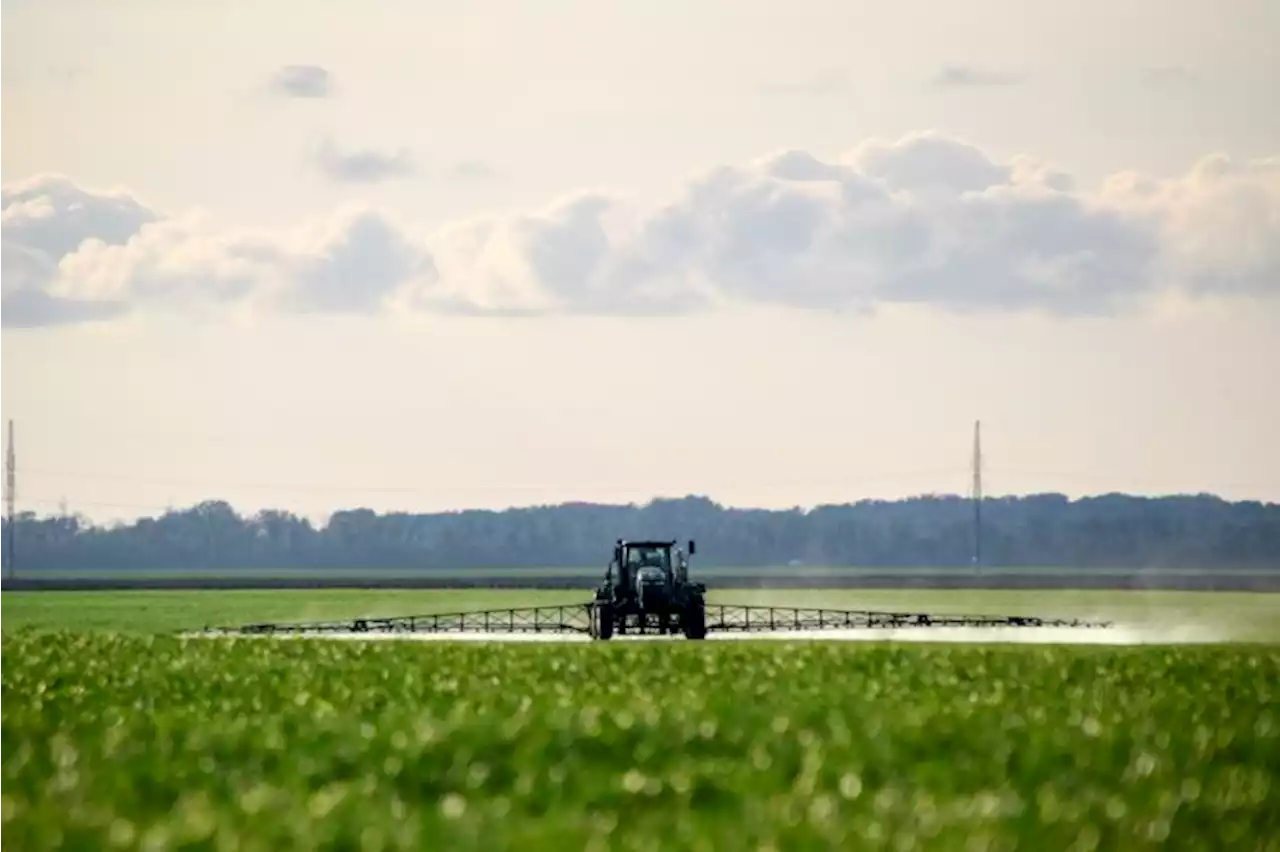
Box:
xmin=683 ymin=599 xmax=707 ymax=641
xmin=593 ymin=603 xmax=614 ymax=641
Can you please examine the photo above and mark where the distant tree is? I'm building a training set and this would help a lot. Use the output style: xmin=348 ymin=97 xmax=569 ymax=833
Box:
xmin=2 ymin=492 xmax=1278 ymax=573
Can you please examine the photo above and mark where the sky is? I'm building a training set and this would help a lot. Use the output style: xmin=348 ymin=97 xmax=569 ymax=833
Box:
xmin=2 ymin=0 xmax=1279 ymax=524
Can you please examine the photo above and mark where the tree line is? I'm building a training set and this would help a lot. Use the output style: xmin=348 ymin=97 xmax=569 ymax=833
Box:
xmin=3 ymin=492 xmax=1278 ymax=572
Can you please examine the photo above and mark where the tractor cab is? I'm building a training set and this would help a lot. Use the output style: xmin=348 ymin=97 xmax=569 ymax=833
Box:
xmin=626 ymin=541 xmax=670 ymax=575
xmin=606 ymin=537 xmax=691 ymax=591
xmin=593 ymin=538 xmax=705 ymax=639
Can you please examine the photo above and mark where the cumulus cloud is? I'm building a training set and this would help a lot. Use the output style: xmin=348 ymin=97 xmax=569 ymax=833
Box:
xmin=2 ymin=174 xmax=156 ymax=258
xmin=269 ymin=65 xmax=331 ymax=98
xmin=1 ymin=175 xmax=156 ymax=326
xmin=4 ymin=132 xmax=1278 ymax=328
xmin=1103 ymin=154 xmax=1280 ymax=298
xmin=313 ymin=137 xmax=415 ymax=183
xmin=43 ymin=207 xmax=438 ymax=319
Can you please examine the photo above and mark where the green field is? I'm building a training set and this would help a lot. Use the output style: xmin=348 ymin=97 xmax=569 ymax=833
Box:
xmin=4 ymin=589 xmax=1279 ymax=850
xmin=5 ymin=587 xmax=1280 ymax=642
xmin=25 ymin=563 xmax=1280 ymax=580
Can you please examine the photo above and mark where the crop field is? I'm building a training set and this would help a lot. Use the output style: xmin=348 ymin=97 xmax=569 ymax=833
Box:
xmin=7 ymin=587 xmax=1280 ymax=640
xmin=4 ymin=589 xmax=1279 ymax=850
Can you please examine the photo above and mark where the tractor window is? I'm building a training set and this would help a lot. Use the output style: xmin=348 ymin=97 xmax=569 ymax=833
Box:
xmin=628 ymin=547 xmax=668 ymax=570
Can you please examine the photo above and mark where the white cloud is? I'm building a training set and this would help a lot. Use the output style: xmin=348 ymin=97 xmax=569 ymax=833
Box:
xmin=268 ymin=65 xmax=331 ymax=99
xmin=844 ymin=134 xmax=1011 ymax=194
xmin=45 ymin=207 xmax=438 ymax=319
xmin=1101 ymin=154 xmax=1280 ymax=299
xmin=1 ymin=175 xmax=155 ymax=326
xmin=2 ymin=174 xmax=156 ymax=260
xmin=3 ymin=132 xmax=1278 ymax=328
xmin=313 ymin=137 xmax=415 ymax=184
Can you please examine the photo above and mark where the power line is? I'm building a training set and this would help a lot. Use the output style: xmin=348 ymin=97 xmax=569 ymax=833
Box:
xmin=14 ymin=466 xmax=971 ymax=498
xmin=13 ymin=472 xmax=1277 ymax=521
xmin=7 ymin=423 xmax=1279 ymax=529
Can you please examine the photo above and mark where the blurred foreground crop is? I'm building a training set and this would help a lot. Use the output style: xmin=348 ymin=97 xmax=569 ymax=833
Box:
xmin=2 ymin=632 xmax=1277 ymax=850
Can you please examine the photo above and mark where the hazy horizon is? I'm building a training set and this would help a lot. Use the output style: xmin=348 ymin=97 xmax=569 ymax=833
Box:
xmin=4 ymin=0 xmax=1278 ymax=525
xmin=5 ymin=469 xmax=1276 ymax=528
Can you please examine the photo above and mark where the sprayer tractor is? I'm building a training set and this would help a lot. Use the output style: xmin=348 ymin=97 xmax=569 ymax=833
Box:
xmin=200 ymin=538 xmax=1114 ymax=639
xmin=589 ymin=539 xmax=706 ymax=640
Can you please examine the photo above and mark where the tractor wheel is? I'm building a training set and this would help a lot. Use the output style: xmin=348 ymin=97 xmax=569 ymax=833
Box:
xmin=593 ymin=603 xmax=614 ymax=641
xmin=683 ymin=599 xmax=707 ymax=640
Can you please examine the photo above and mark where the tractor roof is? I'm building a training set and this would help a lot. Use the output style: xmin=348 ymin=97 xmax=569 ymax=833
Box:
xmin=620 ymin=539 xmax=677 ymax=549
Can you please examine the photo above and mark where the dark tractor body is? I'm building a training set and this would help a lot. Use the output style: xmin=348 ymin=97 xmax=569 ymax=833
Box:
xmin=589 ymin=539 xmax=707 ymax=640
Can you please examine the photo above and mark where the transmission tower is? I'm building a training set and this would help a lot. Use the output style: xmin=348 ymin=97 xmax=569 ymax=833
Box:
xmin=5 ymin=420 xmax=14 ymax=580
xmin=971 ymin=420 xmax=983 ymax=571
